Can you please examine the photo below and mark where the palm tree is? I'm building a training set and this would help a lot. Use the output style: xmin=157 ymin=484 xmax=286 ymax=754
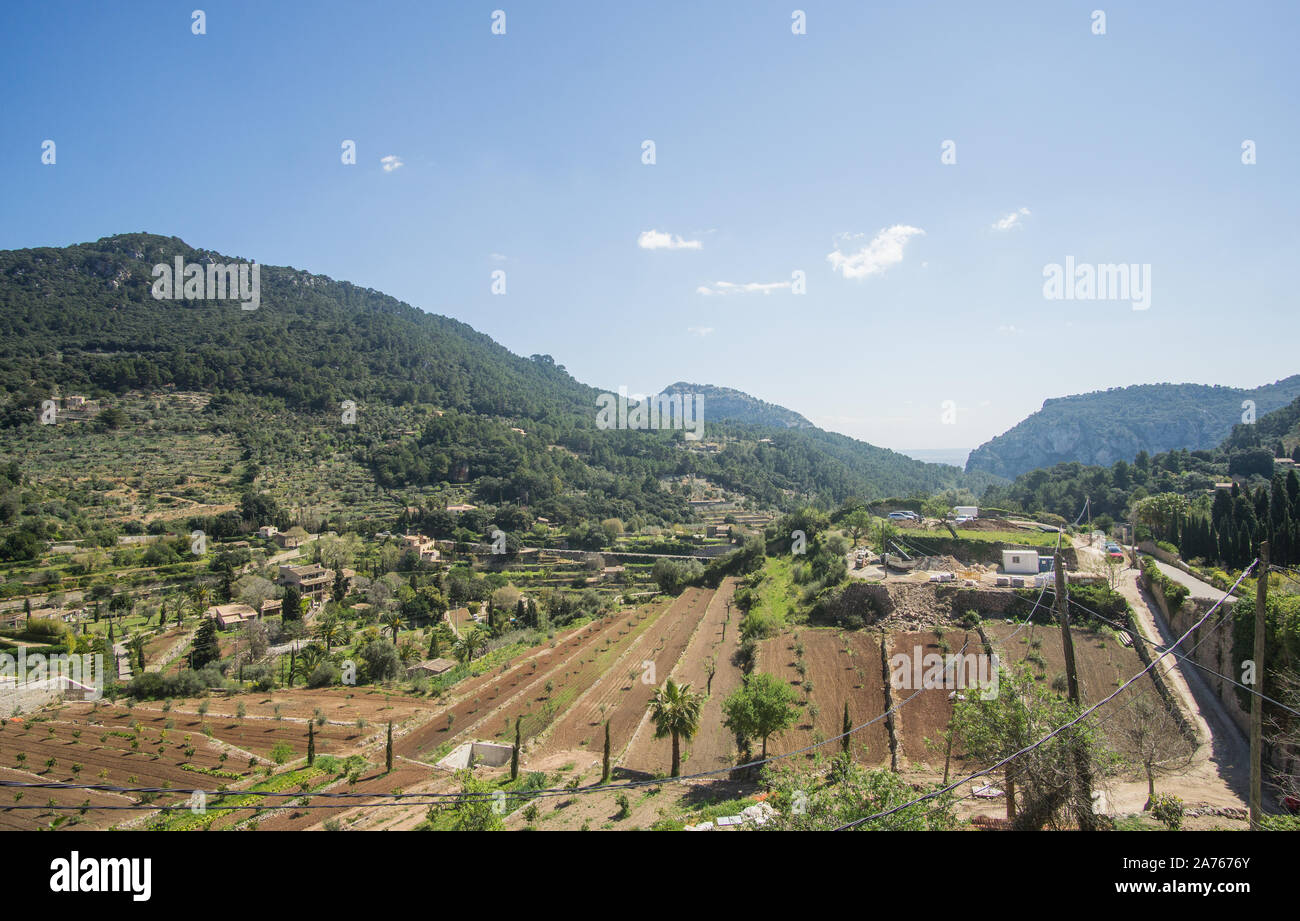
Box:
xmin=453 ymin=625 xmax=484 ymax=665
xmin=648 ymin=679 xmax=703 ymax=777
xmin=315 ymin=615 xmax=343 ymax=651
xmin=293 ymin=644 xmax=326 ymax=685
xmin=380 ymin=609 xmax=405 ymax=645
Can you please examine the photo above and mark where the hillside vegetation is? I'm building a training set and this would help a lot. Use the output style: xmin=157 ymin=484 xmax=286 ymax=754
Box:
xmin=966 ymin=379 xmax=1300 ymax=479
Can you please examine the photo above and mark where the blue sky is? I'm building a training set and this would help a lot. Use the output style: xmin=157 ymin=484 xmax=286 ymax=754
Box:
xmin=2 ymin=1 xmax=1296 ymax=459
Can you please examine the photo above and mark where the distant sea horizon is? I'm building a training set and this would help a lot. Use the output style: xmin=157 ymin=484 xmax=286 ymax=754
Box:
xmin=898 ymin=448 xmax=971 ymax=469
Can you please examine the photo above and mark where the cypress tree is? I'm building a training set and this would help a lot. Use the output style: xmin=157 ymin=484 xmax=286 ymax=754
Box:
xmin=511 ymin=717 xmax=521 ymax=781
xmin=601 ymin=720 xmax=611 ymax=783
xmin=385 ymin=720 xmax=393 ymax=773
xmin=307 ymin=721 xmax=315 ymax=766
xmin=842 ymin=701 xmax=852 ymax=755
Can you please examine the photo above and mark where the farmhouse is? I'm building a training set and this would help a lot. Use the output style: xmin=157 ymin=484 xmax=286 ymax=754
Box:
xmin=1001 ymin=549 xmax=1040 ymax=575
xmin=401 ymin=533 xmax=440 ymax=562
xmin=446 ymin=503 xmax=478 ymax=514
xmin=406 ymin=658 xmax=456 ymax=678
xmin=205 ymin=603 xmax=260 ymax=629
xmin=278 ymin=563 xmax=334 ymax=602
xmin=257 ymin=525 xmax=279 ymax=539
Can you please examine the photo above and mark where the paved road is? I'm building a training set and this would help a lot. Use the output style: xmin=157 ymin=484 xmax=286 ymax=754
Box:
xmin=1149 ymin=558 xmax=1232 ymax=602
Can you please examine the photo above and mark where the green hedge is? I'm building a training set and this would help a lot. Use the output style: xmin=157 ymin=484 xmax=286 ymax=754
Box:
xmin=1141 ymin=558 xmax=1189 ymax=613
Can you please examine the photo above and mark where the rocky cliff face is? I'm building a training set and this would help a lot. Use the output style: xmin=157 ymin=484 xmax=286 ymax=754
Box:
xmin=966 ymin=378 xmax=1300 ymax=479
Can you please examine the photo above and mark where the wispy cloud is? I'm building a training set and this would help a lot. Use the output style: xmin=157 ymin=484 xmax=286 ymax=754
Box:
xmin=687 ymin=326 xmax=714 ymax=337
xmin=696 ymin=280 xmax=791 ymax=296
xmin=638 ymin=229 xmax=703 ymax=251
xmin=826 ymin=225 xmax=924 ymax=279
xmin=991 ymin=207 xmax=1031 ymax=231
xmin=380 ymin=155 xmax=404 ymax=172
xmin=489 ymin=252 xmax=507 ymax=262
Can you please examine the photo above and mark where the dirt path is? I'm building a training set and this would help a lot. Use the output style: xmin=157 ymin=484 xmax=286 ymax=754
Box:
xmin=1116 ymin=565 xmax=1249 ymax=812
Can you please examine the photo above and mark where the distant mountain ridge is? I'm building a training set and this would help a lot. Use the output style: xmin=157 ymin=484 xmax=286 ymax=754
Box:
xmin=659 ymin=382 xmax=814 ymax=430
xmin=966 ymin=378 xmax=1300 ymax=479
xmin=0 ymin=233 xmax=989 ymax=514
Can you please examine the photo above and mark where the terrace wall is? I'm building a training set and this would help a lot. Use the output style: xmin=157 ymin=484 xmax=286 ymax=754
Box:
xmin=1141 ymin=573 xmax=1299 ymax=781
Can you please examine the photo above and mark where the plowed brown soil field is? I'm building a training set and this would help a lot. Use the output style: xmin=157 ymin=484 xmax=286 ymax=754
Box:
xmin=889 ymin=629 xmax=983 ymax=768
xmin=540 ymin=586 xmax=716 ymax=771
xmin=755 ymin=628 xmax=890 ymax=766
xmin=621 ymin=579 xmax=741 ymax=775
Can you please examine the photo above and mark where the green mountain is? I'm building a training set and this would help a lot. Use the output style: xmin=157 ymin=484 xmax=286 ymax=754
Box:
xmin=0 ymin=233 xmax=987 ymax=535
xmin=979 ymin=395 xmax=1300 ymax=568
xmin=966 ymin=378 xmax=1300 ymax=479
xmin=659 ymin=382 xmax=813 ymax=429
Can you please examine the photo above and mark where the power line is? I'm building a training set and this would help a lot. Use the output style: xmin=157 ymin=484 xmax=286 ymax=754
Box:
xmin=1 ymin=580 xmax=1061 ymax=814
xmin=832 ymin=561 xmax=1256 ymax=830
xmin=1059 ymin=594 xmax=1300 ymax=720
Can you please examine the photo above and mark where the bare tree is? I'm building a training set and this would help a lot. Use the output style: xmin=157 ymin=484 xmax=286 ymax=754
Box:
xmin=1112 ymin=696 xmax=1196 ymax=809
xmin=1267 ymin=668 xmax=1300 ymax=809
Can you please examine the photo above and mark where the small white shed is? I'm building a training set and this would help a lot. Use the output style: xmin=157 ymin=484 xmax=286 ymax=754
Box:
xmin=1002 ymin=549 xmax=1039 ymax=575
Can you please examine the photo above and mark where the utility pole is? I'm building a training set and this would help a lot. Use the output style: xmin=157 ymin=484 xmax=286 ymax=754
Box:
xmin=1055 ymin=549 xmax=1096 ymax=829
xmin=1250 ymin=541 xmax=1269 ymax=830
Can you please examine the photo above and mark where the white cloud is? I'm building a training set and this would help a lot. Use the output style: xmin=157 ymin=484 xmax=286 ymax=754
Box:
xmin=826 ymin=225 xmax=925 ymax=279
xmin=991 ymin=207 xmax=1030 ymax=231
xmin=687 ymin=326 xmax=714 ymax=337
xmin=638 ymin=229 xmax=703 ymax=251
xmin=489 ymin=253 xmax=507 ymax=262
xmin=380 ymin=155 xmax=404 ymax=172
xmin=696 ymin=280 xmax=791 ymax=296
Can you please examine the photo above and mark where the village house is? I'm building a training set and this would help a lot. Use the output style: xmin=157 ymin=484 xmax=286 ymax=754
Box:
xmin=406 ymin=658 xmax=456 ymax=679
xmin=257 ymin=525 xmax=279 ymax=539
xmin=401 ymin=533 xmax=441 ymax=563
xmin=278 ymin=563 xmax=335 ymax=602
xmin=205 ymin=602 xmax=260 ymax=630
xmin=446 ymin=503 xmax=478 ymax=514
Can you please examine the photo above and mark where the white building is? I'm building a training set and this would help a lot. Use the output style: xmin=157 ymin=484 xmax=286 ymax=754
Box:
xmin=954 ymin=506 xmax=979 ymax=519
xmin=1002 ymin=549 xmax=1039 ymax=575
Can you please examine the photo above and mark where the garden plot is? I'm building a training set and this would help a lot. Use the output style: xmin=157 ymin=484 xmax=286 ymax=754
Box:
xmin=755 ymin=629 xmax=891 ymax=767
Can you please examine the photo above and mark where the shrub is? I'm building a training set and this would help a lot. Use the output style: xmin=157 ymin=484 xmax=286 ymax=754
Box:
xmin=269 ymin=742 xmax=294 ymax=765
xmin=1150 ymin=793 xmax=1184 ymax=830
